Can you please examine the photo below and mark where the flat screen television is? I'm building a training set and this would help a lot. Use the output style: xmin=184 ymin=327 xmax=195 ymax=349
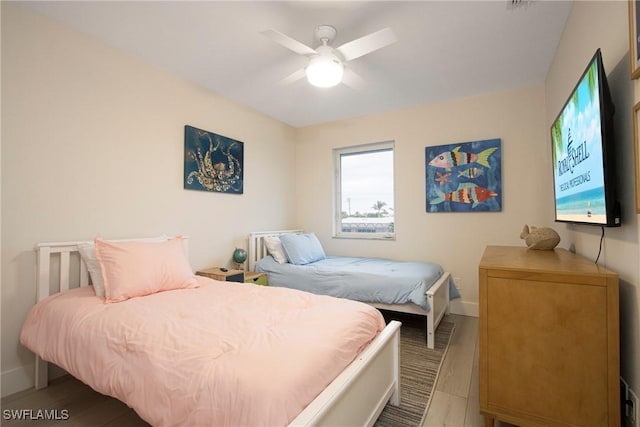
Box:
xmin=550 ymin=48 xmax=620 ymax=227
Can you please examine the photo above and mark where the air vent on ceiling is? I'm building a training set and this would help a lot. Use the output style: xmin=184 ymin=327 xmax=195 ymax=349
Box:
xmin=507 ymin=0 xmax=535 ymax=10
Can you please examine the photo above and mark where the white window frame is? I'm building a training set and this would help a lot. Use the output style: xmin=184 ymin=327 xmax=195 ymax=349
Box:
xmin=333 ymin=141 xmax=395 ymax=240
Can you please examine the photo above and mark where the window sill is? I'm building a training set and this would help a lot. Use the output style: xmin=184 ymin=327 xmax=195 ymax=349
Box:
xmin=332 ymin=234 xmax=395 ymax=241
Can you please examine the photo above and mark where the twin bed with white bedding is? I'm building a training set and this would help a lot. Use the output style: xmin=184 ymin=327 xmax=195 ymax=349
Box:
xmin=249 ymin=230 xmax=455 ymax=349
xmin=21 ymin=236 xmax=402 ymax=427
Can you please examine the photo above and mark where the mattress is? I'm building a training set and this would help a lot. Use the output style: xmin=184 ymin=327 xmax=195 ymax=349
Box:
xmin=255 ymin=255 xmax=448 ymax=311
xmin=20 ymin=276 xmax=385 ymax=427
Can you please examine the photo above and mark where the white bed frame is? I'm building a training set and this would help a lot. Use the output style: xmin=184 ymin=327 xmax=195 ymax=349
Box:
xmin=32 ymin=239 xmax=401 ymax=427
xmin=249 ymin=230 xmax=451 ymax=349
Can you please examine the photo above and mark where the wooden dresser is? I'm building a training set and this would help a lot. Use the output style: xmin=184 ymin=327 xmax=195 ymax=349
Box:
xmin=479 ymin=245 xmax=620 ymax=426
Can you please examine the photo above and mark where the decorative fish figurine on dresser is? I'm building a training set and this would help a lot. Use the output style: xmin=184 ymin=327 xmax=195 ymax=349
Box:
xmin=431 ymin=183 xmax=497 ymax=207
xmin=520 ymin=224 xmax=561 ymax=250
xmin=429 ymin=146 xmax=498 ymax=169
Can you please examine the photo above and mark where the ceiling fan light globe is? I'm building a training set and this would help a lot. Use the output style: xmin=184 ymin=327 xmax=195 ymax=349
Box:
xmin=306 ymin=56 xmax=344 ymax=88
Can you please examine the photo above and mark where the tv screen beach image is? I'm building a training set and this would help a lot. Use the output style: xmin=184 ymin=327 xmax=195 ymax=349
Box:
xmin=550 ymin=57 xmax=606 ymax=225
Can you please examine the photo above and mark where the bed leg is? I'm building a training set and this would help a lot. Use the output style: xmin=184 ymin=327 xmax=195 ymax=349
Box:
xmin=390 ymin=324 xmax=401 ymax=406
xmin=35 ymin=355 xmax=48 ymax=389
xmin=426 ymin=314 xmax=435 ymax=350
xmin=425 ymin=316 xmax=429 ymax=345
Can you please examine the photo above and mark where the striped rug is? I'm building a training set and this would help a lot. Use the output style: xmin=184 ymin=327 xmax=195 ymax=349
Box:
xmin=374 ymin=312 xmax=455 ymax=427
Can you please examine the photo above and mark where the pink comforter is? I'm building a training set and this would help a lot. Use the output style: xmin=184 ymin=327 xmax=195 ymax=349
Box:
xmin=20 ymin=276 xmax=385 ymax=426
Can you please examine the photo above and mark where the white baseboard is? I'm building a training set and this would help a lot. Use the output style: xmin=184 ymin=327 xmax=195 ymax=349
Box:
xmin=449 ymin=300 xmax=479 ymax=317
xmin=1 ymin=364 xmax=67 ymax=398
xmin=1 ymin=364 xmax=33 ymax=398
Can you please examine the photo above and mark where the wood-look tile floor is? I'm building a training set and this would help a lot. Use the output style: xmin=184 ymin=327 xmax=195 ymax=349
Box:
xmin=421 ymin=314 xmax=515 ymax=427
xmin=3 ymin=314 xmax=513 ymax=427
xmin=1 ymin=376 xmax=148 ymax=427
xmin=421 ymin=314 xmax=480 ymax=427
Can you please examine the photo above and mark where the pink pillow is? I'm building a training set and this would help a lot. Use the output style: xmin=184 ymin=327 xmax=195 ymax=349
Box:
xmin=95 ymin=236 xmax=198 ymax=303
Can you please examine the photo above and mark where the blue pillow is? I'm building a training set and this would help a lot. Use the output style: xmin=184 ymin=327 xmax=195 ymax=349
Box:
xmin=280 ymin=233 xmax=326 ymax=265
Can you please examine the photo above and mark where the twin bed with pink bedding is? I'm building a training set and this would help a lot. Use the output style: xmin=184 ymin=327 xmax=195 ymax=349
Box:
xmin=20 ymin=237 xmax=401 ymax=426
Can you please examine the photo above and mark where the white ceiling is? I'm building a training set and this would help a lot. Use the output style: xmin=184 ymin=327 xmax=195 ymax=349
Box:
xmin=20 ymin=1 xmax=573 ymax=128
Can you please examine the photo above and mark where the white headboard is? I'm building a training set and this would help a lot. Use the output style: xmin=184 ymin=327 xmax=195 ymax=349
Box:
xmin=248 ymin=230 xmax=302 ymax=271
xmin=33 ymin=236 xmax=189 ymax=389
xmin=35 ymin=241 xmax=90 ymax=303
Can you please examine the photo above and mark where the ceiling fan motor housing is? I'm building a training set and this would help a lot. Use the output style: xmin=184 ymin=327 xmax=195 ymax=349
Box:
xmin=315 ymin=25 xmax=337 ymax=45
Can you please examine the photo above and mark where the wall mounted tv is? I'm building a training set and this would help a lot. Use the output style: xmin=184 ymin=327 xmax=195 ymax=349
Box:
xmin=550 ymin=48 xmax=620 ymax=227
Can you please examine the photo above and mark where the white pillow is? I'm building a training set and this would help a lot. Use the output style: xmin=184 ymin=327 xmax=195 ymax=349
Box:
xmin=77 ymin=235 xmax=169 ymax=297
xmin=263 ymin=236 xmax=288 ymax=264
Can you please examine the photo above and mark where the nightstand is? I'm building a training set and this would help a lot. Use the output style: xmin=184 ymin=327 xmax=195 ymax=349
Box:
xmin=244 ymin=272 xmax=268 ymax=286
xmin=196 ymin=267 xmax=244 ymax=283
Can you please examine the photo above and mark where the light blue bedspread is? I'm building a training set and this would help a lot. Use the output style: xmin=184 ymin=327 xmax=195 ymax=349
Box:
xmin=255 ymin=255 xmax=457 ymax=311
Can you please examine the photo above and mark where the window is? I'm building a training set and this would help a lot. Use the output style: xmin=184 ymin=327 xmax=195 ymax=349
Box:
xmin=334 ymin=141 xmax=395 ymax=239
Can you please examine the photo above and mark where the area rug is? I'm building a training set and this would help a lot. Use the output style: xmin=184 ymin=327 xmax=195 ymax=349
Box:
xmin=374 ymin=312 xmax=455 ymax=427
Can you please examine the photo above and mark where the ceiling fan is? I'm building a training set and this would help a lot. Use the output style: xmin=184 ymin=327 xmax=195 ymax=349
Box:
xmin=261 ymin=25 xmax=397 ymax=88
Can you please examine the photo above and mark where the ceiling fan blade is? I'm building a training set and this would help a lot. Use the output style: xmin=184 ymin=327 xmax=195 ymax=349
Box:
xmin=336 ymin=27 xmax=397 ymax=61
xmin=261 ymin=29 xmax=317 ymax=56
xmin=277 ymin=68 xmax=307 ymax=86
xmin=341 ymin=69 xmax=365 ymax=90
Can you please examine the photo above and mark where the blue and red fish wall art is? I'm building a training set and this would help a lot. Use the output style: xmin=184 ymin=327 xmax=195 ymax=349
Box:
xmin=425 ymin=138 xmax=502 ymax=212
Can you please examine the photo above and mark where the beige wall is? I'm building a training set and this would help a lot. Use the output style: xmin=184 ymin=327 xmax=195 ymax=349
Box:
xmin=4 ymin=0 xmax=639 ymax=403
xmin=1 ymin=3 xmax=296 ymax=396
xmin=295 ymin=84 xmax=549 ymax=316
xmin=544 ymin=1 xmax=640 ymax=393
